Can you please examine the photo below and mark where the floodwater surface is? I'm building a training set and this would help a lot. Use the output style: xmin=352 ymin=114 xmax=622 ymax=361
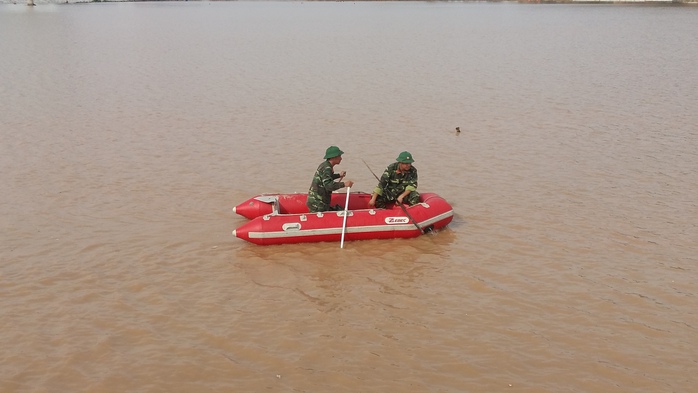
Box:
xmin=1 ymin=2 xmax=697 ymax=392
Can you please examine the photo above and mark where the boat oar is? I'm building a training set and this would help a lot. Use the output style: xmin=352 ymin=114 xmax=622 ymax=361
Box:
xmin=361 ymin=159 xmax=381 ymax=183
xmin=397 ymin=201 xmax=424 ymax=235
xmin=361 ymin=159 xmax=424 ymax=235
xmin=340 ymin=186 xmax=351 ymax=249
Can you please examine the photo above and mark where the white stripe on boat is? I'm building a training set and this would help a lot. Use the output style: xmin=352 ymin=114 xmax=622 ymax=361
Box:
xmin=247 ymin=210 xmax=453 ymax=239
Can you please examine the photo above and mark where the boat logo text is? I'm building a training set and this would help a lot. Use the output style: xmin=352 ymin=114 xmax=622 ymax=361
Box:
xmin=385 ymin=217 xmax=410 ymax=224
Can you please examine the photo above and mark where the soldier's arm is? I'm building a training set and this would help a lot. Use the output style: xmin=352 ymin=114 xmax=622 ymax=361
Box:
xmin=404 ymin=169 xmax=418 ymax=192
xmin=321 ymin=167 xmax=345 ymax=192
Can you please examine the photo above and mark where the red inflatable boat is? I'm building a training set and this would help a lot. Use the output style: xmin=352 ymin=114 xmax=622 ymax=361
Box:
xmin=232 ymin=191 xmax=453 ymax=246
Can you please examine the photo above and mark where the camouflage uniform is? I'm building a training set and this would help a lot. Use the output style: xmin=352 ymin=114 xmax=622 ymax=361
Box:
xmin=372 ymin=162 xmax=420 ymax=208
xmin=307 ymin=160 xmax=346 ymax=212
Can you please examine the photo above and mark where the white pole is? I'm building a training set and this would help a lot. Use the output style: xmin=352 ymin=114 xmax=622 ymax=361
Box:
xmin=340 ymin=187 xmax=351 ymax=249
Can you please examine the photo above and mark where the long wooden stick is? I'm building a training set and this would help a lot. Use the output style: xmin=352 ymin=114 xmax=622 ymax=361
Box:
xmin=397 ymin=201 xmax=424 ymax=234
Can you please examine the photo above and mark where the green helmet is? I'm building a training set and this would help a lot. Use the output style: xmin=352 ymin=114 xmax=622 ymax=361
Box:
xmin=324 ymin=145 xmax=344 ymax=159
xmin=396 ymin=151 xmax=414 ymax=164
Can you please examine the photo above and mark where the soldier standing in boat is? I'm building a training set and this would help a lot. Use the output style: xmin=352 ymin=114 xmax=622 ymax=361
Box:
xmin=368 ymin=151 xmax=419 ymax=209
xmin=307 ymin=146 xmax=355 ymax=213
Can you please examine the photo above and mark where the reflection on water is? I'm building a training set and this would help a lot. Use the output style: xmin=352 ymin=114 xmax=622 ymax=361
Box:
xmin=1 ymin=2 xmax=697 ymax=392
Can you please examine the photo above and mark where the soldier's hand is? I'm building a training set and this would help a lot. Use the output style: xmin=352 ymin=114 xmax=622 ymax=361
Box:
xmin=344 ymin=180 xmax=354 ymax=188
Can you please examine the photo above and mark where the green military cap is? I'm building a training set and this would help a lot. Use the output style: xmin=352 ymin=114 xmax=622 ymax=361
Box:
xmin=396 ymin=151 xmax=414 ymax=163
xmin=324 ymin=146 xmax=344 ymax=159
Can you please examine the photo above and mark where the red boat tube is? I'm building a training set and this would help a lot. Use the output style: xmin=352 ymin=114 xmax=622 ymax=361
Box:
xmin=233 ymin=192 xmax=453 ymax=246
xmin=233 ymin=192 xmax=372 ymax=220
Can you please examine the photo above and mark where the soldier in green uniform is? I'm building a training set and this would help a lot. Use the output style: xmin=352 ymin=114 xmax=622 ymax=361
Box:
xmin=307 ymin=146 xmax=355 ymax=213
xmin=368 ymin=151 xmax=419 ymax=209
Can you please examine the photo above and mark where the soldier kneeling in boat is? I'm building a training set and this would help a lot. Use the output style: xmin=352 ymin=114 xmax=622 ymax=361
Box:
xmin=368 ymin=151 xmax=420 ymax=209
